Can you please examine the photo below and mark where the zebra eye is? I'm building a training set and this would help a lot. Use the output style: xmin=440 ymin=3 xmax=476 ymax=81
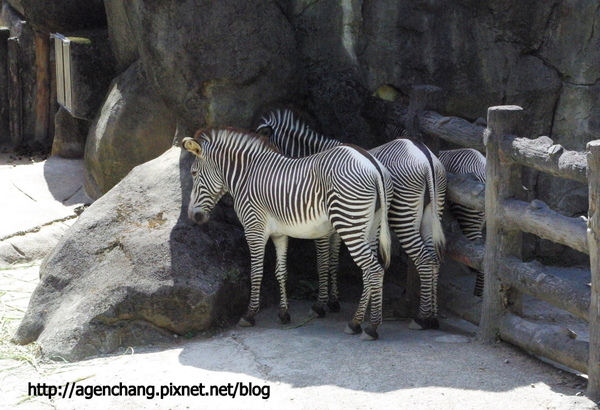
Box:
xmin=191 ymin=170 xmax=197 ymax=177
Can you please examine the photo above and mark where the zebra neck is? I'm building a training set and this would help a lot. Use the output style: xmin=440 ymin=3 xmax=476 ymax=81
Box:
xmin=218 ymin=149 xmax=276 ymax=198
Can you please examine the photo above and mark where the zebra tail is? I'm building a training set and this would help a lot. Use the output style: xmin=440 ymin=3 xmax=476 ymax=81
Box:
xmin=423 ymin=165 xmax=446 ymax=262
xmin=377 ymin=173 xmax=393 ymax=270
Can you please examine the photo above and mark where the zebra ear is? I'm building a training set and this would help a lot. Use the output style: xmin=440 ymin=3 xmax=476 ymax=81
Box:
xmin=256 ymin=125 xmax=273 ymax=138
xmin=182 ymin=137 xmax=202 ymax=157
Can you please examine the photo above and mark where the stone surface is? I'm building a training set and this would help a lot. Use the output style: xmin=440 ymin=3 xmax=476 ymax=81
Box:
xmin=538 ymin=0 xmax=600 ymax=86
xmin=6 ymin=0 xmax=106 ymax=32
xmin=51 ymin=106 xmax=89 ymax=159
xmin=104 ymin=0 xmax=139 ymax=72
xmin=13 ymin=147 xmax=251 ymax=361
xmin=118 ymin=0 xmax=302 ymax=131
xmin=84 ymin=60 xmax=176 ymax=199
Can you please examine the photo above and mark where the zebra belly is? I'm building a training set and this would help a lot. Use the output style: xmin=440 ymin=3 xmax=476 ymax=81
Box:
xmin=267 ymin=215 xmax=334 ymax=239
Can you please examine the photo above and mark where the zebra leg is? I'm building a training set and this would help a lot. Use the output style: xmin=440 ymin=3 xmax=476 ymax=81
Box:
xmin=272 ymin=234 xmax=291 ymax=324
xmin=327 ymin=233 xmax=342 ymax=313
xmin=364 ymin=265 xmax=385 ymax=340
xmin=238 ymin=231 xmax=268 ymax=327
xmin=344 ymin=280 xmax=370 ymax=336
xmin=341 ymin=239 xmax=383 ymax=340
xmin=389 ymin=200 xmax=440 ymax=330
xmin=309 ymin=235 xmax=331 ymax=318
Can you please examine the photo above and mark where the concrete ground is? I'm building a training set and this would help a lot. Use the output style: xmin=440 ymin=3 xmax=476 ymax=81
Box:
xmin=0 ymin=151 xmax=597 ymax=409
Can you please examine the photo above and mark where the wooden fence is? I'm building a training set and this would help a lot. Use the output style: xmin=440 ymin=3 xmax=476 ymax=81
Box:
xmin=479 ymin=106 xmax=599 ymax=402
xmin=365 ymin=94 xmax=599 ymax=402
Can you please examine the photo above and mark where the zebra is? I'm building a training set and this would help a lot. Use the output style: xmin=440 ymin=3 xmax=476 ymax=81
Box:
xmin=182 ymin=128 xmax=393 ymax=340
xmin=438 ymin=148 xmax=486 ymax=297
xmin=255 ymin=109 xmax=447 ymax=330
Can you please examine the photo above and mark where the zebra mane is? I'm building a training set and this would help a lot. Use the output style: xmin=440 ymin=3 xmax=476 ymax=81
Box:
xmin=195 ymin=127 xmax=280 ymax=155
xmin=259 ymin=108 xmax=319 ymax=135
xmin=385 ymin=124 xmax=409 ymax=140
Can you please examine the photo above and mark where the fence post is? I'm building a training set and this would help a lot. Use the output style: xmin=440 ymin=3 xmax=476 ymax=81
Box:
xmin=586 ymin=140 xmax=600 ymax=402
xmin=478 ymin=105 xmax=524 ymax=342
xmin=0 ymin=28 xmax=9 ymax=144
xmin=34 ymin=31 xmax=51 ymax=145
xmin=7 ymin=36 xmax=22 ymax=147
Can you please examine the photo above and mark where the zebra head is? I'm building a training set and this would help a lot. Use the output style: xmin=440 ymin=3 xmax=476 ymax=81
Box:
xmin=182 ymin=135 xmax=226 ymax=225
xmin=255 ymin=109 xmax=307 ymax=156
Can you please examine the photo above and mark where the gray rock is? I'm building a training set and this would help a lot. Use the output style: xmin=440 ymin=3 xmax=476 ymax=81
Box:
xmin=104 ymin=0 xmax=139 ymax=73
xmin=13 ymin=147 xmax=251 ymax=361
xmin=51 ymin=107 xmax=89 ymax=159
xmin=6 ymin=0 xmax=106 ymax=32
xmin=538 ymin=0 xmax=600 ymax=85
xmin=84 ymin=60 xmax=177 ymax=199
xmin=553 ymin=82 xmax=600 ymax=151
xmin=117 ymin=0 xmax=302 ymax=130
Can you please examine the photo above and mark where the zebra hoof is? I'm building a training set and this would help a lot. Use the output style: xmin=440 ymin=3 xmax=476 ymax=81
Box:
xmin=408 ymin=317 xmax=439 ymax=330
xmin=278 ymin=311 xmax=291 ymax=324
xmin=473 ymin=289 xmax=483 ymax=298
xmin=360 ymin=326 xmax=379 ymax=341
xmin=238 ymin=316 xmax=255 ymax=327
xmin=327 ymin=300 xmax=341 ymax=313
xmin=344 ymin=321 xmax=362 ymax=335
xmin=309 ymin=305 xmax=326 ymax=318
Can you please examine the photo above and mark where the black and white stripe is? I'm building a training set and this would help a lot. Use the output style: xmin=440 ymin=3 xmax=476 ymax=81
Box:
xmin=438 ymin=148 xmax=486 ymax=297
xmin=183 ymin=128 xmax=393 ymax=340
xmin=256 ymin=109 xmax=447 ymax=330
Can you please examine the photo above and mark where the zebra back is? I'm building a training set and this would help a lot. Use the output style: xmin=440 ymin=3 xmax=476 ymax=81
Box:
xmin=438 ymin=148 xmax=486 ymax=183
xmin=256 ymin=109 xmax=341 ymax=157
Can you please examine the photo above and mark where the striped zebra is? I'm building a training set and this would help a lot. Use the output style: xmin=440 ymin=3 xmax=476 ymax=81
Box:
xmin=255 ymin=109 xmax=447 ymax=330
xmin=438 ymin=148 xmax=486 ymax=297
xmin=182 ymin=128 xmax=393 ymax=340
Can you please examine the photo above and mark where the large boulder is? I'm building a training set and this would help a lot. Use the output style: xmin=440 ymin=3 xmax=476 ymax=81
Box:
xmin=115 ymin=0 xmax=303 ymax=130
xmin=13 ymin=147 xmax=251 ymax=361
xmin=84 ymin=60 xmax=177 ymax=199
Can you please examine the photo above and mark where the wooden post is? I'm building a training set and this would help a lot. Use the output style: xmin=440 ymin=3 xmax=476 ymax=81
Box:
xmin=7 ymin=36 xmax=22 ymax=147
xmin=478 ymin=105 xmax=524 ymax=342
xmin=0 ymin=28 xmax=9 ymax=144
xmin=586 ymin=140 xmax=600 ymax=402
xmin=34 ymin=31 xmax=51 ymax=145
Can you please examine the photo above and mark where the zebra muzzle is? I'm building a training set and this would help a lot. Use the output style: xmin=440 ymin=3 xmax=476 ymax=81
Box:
xmin=189 ymin=208 xmax=210 ymax=225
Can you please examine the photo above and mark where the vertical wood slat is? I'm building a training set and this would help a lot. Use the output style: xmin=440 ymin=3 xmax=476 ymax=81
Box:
xmin=7 ymin=36 xmax=22 ymax=147
xmin=33 ymin=31 xmax=51 ymax=144
xmin=586 ymin=140 xmax=600 ymax=402
xmin=0 ymin=28 xmax=9 ymax=144
xmin=478 ymin=105 xmax=524 ymax=342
